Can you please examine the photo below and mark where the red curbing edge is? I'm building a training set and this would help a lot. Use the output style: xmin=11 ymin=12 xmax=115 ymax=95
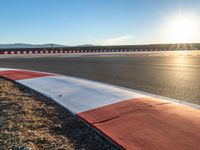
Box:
xmin=0 ymin=70 xmax=55 ymax=80
xmin=78 ymin=98 xmax=200 ymax=150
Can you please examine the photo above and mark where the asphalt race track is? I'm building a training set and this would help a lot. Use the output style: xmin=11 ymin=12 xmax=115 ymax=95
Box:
xmin=0 ymin=51 xmax=200 ymax=104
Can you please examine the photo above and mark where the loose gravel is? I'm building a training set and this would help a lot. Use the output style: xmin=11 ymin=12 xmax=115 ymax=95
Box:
xmin=0 ymin=78 xmax=117 ymax=150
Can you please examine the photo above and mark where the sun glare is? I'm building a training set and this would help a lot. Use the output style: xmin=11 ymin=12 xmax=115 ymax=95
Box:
xmin=165 ymin=14 xmax=200 ymax=43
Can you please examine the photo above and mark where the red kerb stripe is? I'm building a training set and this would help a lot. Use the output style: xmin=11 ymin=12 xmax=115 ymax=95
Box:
xmin=78 ymin=98 xmax=200 ymax=150
xmin=0 ymin=70 xmax=55 ymax=80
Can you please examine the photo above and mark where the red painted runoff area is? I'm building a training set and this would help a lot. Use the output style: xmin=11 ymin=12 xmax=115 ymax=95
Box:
xmin=78 ymin=98 xmax=200 ymax=150
xmin=0 ymin=70 xmax=54 ymax=80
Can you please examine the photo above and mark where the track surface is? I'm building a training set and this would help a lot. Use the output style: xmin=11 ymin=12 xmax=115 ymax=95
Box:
xmin=0 ymin=51 xmax=200 ymax=104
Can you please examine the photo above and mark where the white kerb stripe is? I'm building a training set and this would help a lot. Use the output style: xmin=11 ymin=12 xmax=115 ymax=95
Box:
xmin=18 ymin=76 xmax=146 ymax=114
xmin=0 ymin=68 xmax=15 ymax=71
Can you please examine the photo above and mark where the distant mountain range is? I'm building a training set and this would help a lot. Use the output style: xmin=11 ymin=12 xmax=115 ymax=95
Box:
xmin=0 ymin=43 xmax=67 ymax=49
xmin=76 ymin=44 xmax=96 ymax=47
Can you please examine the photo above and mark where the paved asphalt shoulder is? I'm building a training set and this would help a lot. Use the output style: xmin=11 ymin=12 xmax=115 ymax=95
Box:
xmin=0 ymin=51 xmax=200 ymax=104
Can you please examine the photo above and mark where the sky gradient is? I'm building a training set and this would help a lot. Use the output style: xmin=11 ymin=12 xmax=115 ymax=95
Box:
xmin=1 ymin=0 xmax=200 ymax=45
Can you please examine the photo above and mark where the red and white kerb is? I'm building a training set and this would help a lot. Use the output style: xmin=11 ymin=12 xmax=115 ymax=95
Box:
xmin=0 ymin=68 xmax=199 ymax=150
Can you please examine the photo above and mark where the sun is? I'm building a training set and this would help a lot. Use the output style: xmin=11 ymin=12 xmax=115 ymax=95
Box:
xmin=165 ymin=14 xmax=200 ymax=43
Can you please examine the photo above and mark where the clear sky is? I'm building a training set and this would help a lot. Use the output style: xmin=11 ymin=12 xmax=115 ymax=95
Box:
xmin=1 ymin=0 xmax=200 ymax=45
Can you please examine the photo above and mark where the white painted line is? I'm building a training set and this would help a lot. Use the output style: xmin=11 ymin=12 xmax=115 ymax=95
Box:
xmin=18 ymin=75 xmax=146 ymax=114
xmin=0 ymin=68 xmax=15 ymax=71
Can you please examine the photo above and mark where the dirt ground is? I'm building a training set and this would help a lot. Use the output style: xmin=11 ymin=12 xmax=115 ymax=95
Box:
xmin=0 ymin=78 xmax=115 ymax=150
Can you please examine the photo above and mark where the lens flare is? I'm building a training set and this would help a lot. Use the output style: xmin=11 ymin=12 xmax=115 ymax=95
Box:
xmin=165 ymin=13 xmax=200 ymax=43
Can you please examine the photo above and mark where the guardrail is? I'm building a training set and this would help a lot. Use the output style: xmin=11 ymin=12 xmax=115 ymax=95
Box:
xmin=0 ymin=47 xmax=199 ymax=55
